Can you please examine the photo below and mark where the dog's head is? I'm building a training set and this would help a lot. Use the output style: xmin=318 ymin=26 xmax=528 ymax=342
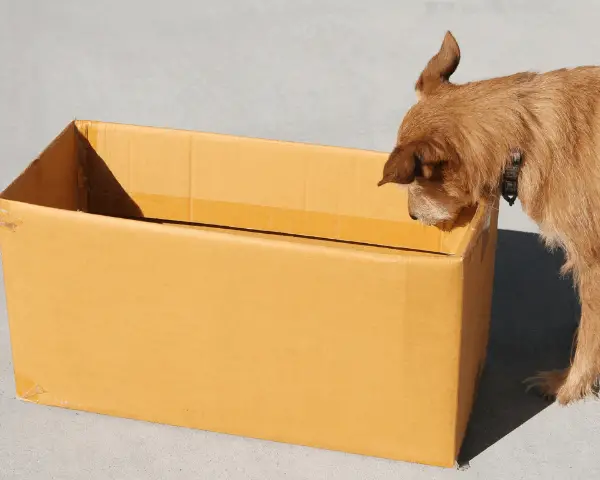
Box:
xmin=379 ymin=31 xmax=475 ymax=227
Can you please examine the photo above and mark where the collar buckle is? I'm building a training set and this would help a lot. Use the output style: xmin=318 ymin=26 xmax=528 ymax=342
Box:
xmin=501 ymin=149 xmax=523 ymax=206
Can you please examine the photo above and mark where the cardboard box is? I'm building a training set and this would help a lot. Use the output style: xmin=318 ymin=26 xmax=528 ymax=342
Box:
xmin=0 ymin=120 xmax=497 ymax=468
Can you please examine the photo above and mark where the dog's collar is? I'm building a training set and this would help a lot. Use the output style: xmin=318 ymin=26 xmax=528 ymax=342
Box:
xmin=501 ymin=149 xmax=523 ymax=206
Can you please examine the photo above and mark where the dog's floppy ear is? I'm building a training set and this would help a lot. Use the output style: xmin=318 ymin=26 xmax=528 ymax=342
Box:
xmin=415 ymin=31 xmax=460 ymax=99
xmin=377 ymin=141 xmax=441 ymax=186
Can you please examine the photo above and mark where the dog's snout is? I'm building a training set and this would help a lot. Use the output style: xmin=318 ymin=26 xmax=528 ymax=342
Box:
xmin=409 ymin=212 xmax=418 ymax=221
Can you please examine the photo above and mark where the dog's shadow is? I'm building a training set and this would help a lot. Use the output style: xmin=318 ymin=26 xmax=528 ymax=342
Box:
xmin=458 ymin=230 xmax=580 ymax=465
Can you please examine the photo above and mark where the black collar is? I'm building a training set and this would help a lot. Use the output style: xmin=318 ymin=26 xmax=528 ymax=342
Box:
xmin=501 ymin=148 xmax=523 ymax=206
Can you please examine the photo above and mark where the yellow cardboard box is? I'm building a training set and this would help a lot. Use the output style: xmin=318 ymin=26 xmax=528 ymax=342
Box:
xmin=0 ymin=120 xmax=497 ymax=467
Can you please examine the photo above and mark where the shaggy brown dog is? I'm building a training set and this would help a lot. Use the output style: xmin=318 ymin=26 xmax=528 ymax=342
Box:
xmin=378 ymin=31 xmax=600 ymax=405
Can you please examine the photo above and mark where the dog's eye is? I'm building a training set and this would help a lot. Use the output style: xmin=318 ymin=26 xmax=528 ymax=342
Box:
xmin=429 ymin=160 xmax=446 ymax=182
xmin=414 ymin=154 xmax=447 ymax=182
xmin=413 ymin=153 xmax=424 ymax=177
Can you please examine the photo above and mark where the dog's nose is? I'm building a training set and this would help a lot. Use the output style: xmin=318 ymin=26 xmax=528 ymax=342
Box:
xmin=409 ymin=213 xmax=418 ymax=221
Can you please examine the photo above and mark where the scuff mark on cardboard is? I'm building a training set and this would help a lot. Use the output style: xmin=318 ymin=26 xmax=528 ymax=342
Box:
xmin=0 ymin=208 xmax=22 ymax=232
xmin=21 ymin=384 xmax=47 ymax=401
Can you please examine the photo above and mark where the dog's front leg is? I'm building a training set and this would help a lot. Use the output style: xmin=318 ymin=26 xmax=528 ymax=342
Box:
xmin=527 ymin=266 xmax=600 ymax=404
xmin=556 ymin=270 xmax=600 ymax=404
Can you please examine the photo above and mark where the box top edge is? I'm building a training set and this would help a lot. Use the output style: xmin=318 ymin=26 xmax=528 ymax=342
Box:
xmin=73 ymin=119 xmax=388 ymax=158
xmin=0 ymin=198 xmax=459 ymax=260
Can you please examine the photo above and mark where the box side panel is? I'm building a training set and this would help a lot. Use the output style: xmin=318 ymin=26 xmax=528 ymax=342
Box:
xmin=0 ymin=123 xmax=79 ymax=211
xmin=2 ymin=200 xmax=462 ymax=467
xmin=74 ymin=120 xmax=474 ymax=254
xmin=454 ymin=202 xmax=500 ymax=455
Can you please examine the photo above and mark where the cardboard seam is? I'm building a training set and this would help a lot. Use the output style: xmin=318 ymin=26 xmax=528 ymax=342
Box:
xmin=188 ymin=132 xmax=194 ymax=222
xmin=75 ymin=123 xmax=90 ymax=213
xmin=127 ymin=126 xmax=133 ymax=199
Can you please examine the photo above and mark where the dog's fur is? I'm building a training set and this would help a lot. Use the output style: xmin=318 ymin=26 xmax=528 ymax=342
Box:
xmin=379 ymin=31 xmax=600 ymax=404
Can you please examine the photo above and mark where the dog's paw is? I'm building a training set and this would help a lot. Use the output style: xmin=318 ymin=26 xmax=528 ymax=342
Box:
xmin=523 ymin=369 xmax=569 ymax=400
xmin=524 ymin=369 xmax=600 ymax=404
xmin=555 ymin=377 xmax=600 ymax=405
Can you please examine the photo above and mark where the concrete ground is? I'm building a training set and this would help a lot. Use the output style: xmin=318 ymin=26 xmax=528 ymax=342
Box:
xmin=1 ymin=1 xmax=599 ymax=478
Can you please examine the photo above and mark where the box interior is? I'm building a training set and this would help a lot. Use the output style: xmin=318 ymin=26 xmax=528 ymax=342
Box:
xmin=1 ymin=120 xmax=480 ymax=255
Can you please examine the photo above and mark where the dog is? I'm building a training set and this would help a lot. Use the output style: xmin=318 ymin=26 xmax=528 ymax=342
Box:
xmin=378 ymin=31 xmax=600 ymax=405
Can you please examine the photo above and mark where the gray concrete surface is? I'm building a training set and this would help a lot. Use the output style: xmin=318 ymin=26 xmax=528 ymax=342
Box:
xmin=1 ymin=0 xmax=599 ymax=478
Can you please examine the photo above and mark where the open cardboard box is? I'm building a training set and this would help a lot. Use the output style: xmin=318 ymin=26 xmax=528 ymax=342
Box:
xmin=0 ymin=120 xmax=498 ymax=468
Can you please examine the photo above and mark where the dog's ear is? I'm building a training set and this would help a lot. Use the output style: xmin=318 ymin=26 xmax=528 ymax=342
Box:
xmin=415 ymin=31 xmax=461 ymax=99
xmin=377 ymin=141 xmax=442 ymax=186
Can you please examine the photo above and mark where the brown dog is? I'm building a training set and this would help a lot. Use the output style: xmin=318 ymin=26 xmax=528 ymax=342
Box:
xmin=378 ymin=31 xmax=600 ymax=405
